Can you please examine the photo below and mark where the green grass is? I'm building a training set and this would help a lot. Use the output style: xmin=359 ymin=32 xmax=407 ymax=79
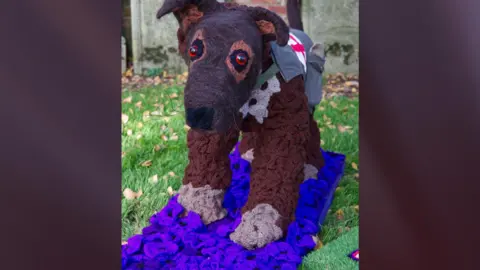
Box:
xmin=121 ymin=84 xmax=359 ymax=268
xmin=302 ymin=227 xmax=359 ymax=270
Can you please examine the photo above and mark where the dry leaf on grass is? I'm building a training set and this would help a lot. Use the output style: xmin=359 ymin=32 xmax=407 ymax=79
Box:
xmin=170 ymin=134 xmax=179 ymax=141
xmin=141 ymin=160 xmax=152 ymax=167
xmin=337 ymin=125 xmax=352 ymax=133
xmin=335 ymin=187 xmax=343 ymax=192
xmin=168 ymin=171 xmax=175 ymax=177
xmin=122 ymin=96 xmax=133 ymax=103
xmin=313 ymin=236 xmax=323 ymax=250
xmin=150 ymin=175 xmax=158 ymax=184
xmin=137 ymin=122 xmax=143 ymax=129
xmin=169 ymin=93 xmax=178 ymax=98
xmin=335 ymin=209 xmax=345 ymax=220
xmin=329 ymin=101 xmax=337 ymax=108
xmin=126 ymin=129 xmax=133 ymax=136
xmin=154 ymin=145 xmax=161 ymax=151
xmin=321 ymin=140 xmax=325 ymax=146
xmin=121 ymin=152 xmax=126 ymax=158
xmin=167 ymin=186 xmax=175 ymax=196
xmin=135 ymin=101 xmax=142 ymax=108
xmin=136 ymin=134 xmax=142 ymax=140
xmin=151 ymin=111 xmax=163 ymax=116
xmin=353 ymin=205 xmax=359 ymax=212
xmin=123 ymin=188 xmax=143 ymax=200
xmin=184 ymin=125 xmax=191 ymax=131
xmin=121 ymin=114 xmax=129 ymax=124
xmin=318 ymin=106 xmax=325 ymax=111
xmin=162 ymin=135 xmax=168 ymax=141
xmin=351 ymin=162 xmax=358 ymax=170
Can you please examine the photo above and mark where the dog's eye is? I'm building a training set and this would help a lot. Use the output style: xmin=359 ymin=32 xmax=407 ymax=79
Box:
xmin=230 ymin=50 xmax=250 ymax=72
xmin=189 ymin=39 xmax=204 ymax=61
xmin=235 ymin=53 xmax=248 ymax=65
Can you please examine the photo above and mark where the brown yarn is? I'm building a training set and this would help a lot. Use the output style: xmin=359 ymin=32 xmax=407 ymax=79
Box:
xmin=306 ymin=114 xmax=324 ymax=170
xmin=240 ymin=75 xmax=311 ymax=232
xmin=183 ymin=128 xmax=239 ymax=190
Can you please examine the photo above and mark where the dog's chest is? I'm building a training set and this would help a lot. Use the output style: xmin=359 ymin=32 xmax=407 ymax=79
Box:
xmin=239 ymin=76 xmax=282 ymax=124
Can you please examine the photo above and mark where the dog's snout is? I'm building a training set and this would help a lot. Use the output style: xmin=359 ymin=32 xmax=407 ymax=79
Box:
xmin=186 ymin=107 xmax=215 ymax=130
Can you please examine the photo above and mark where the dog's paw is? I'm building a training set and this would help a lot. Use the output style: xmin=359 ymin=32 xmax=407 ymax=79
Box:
xmin=229 ymin=204 xmax=284 ymax=250
xmin=177 ymin=183 xmax=227 ymax=224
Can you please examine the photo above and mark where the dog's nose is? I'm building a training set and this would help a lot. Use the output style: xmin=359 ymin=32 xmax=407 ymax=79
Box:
xmin=186 ymin=107 xmax=215 ymax=130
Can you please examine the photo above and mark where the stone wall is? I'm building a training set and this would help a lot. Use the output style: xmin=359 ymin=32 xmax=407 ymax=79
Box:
xmin=130 ymin=0 xmax=358 ymax=74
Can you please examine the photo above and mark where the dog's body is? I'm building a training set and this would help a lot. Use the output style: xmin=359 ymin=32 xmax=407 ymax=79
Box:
xmin=156 ymin=0 xmax=326 ymax=250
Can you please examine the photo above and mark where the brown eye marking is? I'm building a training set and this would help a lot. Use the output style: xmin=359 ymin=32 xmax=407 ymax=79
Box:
xmin=189 ymin=29 xmax=207 ymax=65
xmin=226 ymin=40 xmax=254 ymax=83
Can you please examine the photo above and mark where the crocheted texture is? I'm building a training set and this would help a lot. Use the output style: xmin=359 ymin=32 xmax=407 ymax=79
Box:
xmin=121 ymin=143 xmax=345 ymax=269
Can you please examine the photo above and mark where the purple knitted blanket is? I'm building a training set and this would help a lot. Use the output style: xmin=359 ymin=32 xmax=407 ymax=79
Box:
xmin=122 ymin=144 xmax=345 ymax=269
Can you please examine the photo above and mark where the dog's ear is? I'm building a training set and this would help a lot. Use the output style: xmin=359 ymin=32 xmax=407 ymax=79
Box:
xmin=245 ymin=6 xmax=290 ymax=46
xmin=157 ymin=0 xmax=220 ymax=32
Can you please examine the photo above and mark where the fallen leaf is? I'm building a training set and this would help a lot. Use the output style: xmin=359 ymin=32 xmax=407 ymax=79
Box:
xmin=319 ymin=128 xmax=324 ymax=133
xmin=154 ymin=145 xmax=161 ymax=151
xmin=122 ymin=96 xmax=133 ymax=103
xmin=345 ymin=227 xmax=351 ymax=232
xmin=121 ymin=152 xmax=126 ymax=158
xmin=318 ymin=106 xmax=325 ymax=111
xmin=353 ymin=205 xmax=359 ymax=212
xmin=313 ymin=237 xmax=323 ymax=250
xmin=329 ymin=101 xmax=337 ymax=108
xmin=170 ymin=134 xmax=179 ymax=141
xmin=354 ymin=173 xmax=359 ymax=179
xmin=162 ymin=135 xmax=168 ymax=141
xmin=141 ymin=160 xmax=152 ymax=167
xmin=136 ymin=134 xmax=142 ymax=140
xmin=151 ymin=111 xmax=162 ymax=116
xmin=137 ymin=122 xmax=143 ymax=128
xmin=351 ymin=162 xmax=358 ymax=170
xmin=335 ymin=209 xmax=345 ymax=220
xmin=351 ymin=87 xmax=358 ymax=93
xmin=167 ymin=186 xmax=174 ymax=196
xmin=337 ymin=125 xmax=352 ymax=133
xmin=184 ymin=125 xmax=191 ymax=131
xmin=127 ymin=129 xmax=133 ymax=136
xmin=168 ymin=171 xmax=175 ymax=177
xmin=129 ymin=108 xmax=134 ymax=114
xmin=345 ymin=81 xmax=359 ymax=87
xmin=321 ymin=139 xmax=325 ymax=146
xmin=169 ymin=93 xmax=178 ymax=98
xmin=150 ymin=175 xmax=158 ymax=184
xmin=162 ymin=117 xmax=170 ymax=122
xmin=143 ymin=111 xmax=151 ymax=121
xmin=123 ymin=188 xmax=142 ymax=200
xmin=337 ymin=228 xmax=344 ymax=234
xmin=335 ymin=187 xmax=343 ymax=192
xmin=121 ymin=114 xmax=129 ymax=124
xmin=135 ymin=101 xmax=142 ymax=108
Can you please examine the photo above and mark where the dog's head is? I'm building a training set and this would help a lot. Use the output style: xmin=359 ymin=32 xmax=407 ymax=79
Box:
xmin=157 ymin=0 xmax=289 ymax=133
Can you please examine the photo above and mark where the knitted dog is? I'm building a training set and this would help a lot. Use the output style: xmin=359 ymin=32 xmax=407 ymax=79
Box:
xmin=156 ymin=0 xmax=325 ymax=250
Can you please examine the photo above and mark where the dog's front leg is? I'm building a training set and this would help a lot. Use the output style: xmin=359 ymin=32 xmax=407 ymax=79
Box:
xmin=230 ymin=76 xmax=311 ymax=249
xmin=177 ymin=128 xmax=239 ymax=225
